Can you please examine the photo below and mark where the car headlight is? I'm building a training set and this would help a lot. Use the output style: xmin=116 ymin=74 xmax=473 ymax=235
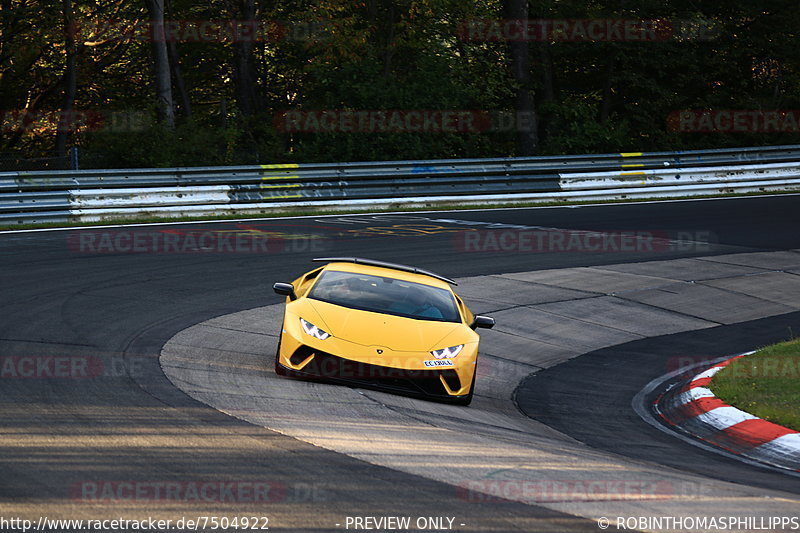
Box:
xmin=300 ymin=318 xmax=330 ymax=340
xmin=431 ymin=344 xmax=463 ymax=359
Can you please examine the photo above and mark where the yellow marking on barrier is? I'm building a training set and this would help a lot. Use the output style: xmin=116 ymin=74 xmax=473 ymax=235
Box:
xmin=622 ymin=163 xmax=645 ymax=168
xmin=620 ymin=152 xmax=643 ymax=157
xmin=261 ymin=163 xmax=300 ymax=181
xmin=260 ymin=182 xmax=301 ymax=189
xmin=260 ymin=163 xmax=299 ymax=169
xmin=620 ymin=171 xmax=647 ymax=177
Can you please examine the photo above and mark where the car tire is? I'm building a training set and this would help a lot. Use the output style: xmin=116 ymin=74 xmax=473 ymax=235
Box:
xmin=274 ymin=335 xmax=288 ymax=376
xmin=453 ymin=364 xmax=476 ymax=406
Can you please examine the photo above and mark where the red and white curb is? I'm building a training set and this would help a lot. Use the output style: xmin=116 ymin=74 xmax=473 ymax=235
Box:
xmin=656 ymin=352 xmax=800 ymax=473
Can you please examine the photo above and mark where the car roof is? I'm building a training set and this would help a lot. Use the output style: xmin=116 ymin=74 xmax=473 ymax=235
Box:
xmin=315 ymin=261 xmax=455 ymax=290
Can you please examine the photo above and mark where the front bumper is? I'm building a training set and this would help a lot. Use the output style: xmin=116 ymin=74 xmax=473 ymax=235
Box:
xmin=278 ymin=344 xmax=473 ymax=403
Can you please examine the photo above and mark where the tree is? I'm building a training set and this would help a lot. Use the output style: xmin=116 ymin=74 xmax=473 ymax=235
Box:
xmin=3 ymin=0 xmax=800 ymax=166
xmin=227 ymin=0 xmax=260 ymax=118
xmin=54 ymin=0 xmax=77 ymax=156
xmin=144 ymin=0 xmax=175 ymax=128
xmin=503 ymin=0 xmax=538 ymax=155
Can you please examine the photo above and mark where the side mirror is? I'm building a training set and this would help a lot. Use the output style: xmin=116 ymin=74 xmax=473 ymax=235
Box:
xmin=273 ymin=282 xmax=296 ymax=299
xmin=471 ymin=315 xmax=495 ymax=330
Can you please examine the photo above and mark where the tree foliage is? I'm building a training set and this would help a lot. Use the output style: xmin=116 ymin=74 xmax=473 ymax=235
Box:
xmin=1 ymin=0 xmax=798 ymax=167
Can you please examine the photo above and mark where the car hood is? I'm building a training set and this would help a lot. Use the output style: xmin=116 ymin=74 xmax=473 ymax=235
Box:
xmin=300 ymin=299 xmax=463 ymax=352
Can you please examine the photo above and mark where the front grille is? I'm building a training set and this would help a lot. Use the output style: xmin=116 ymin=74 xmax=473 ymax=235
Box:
xmin=288 ymin=345 xmax=461 ymax=397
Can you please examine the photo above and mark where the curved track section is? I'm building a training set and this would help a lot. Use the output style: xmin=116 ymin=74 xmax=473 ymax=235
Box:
xmin=2 ymin=196 xmax=800 ymax=531
xmin=518 ymin=311 xmax=800 ymax=495
xmin=161 ymin=249 xmax=800 ymax=527
xmin=634 ymin=354 xmax=800 ymax=476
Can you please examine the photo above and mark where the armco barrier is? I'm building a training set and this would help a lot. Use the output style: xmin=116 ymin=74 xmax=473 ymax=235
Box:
xmin=2 ymin=145 xmax=800 ymax=225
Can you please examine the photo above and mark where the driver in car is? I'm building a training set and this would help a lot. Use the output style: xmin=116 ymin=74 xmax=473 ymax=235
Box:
xmin=391 ymin=286 xmax=444 ymax=319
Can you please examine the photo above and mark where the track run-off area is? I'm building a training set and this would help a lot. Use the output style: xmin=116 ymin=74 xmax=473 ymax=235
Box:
xmin=2 ymin=195 xmax=800 ymax=532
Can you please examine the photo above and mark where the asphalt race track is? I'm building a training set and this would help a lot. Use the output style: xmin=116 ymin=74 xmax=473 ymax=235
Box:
xmin=2 ymin=195 xmax=800 ymax=532
xmin=518 ymin=312 xmax=800 ymax=489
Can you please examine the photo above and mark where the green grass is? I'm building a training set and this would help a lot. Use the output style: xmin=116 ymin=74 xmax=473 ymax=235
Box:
xmin=711 ymin=337 xmax=800 ymax=431
xmin=1 ymin=190 xmax=796 ymax=232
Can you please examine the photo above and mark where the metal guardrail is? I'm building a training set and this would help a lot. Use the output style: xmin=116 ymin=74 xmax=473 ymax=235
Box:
xmin=2 ymin=145 xmax=800 ymax=225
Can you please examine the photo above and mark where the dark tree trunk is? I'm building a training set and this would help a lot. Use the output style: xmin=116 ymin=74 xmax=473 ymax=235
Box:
xmin=165 ymin=0 xmax=191 ymax=118
xmin=55 ymin=0 xmax=77 ymax=156
xmin=503 ymin=0 xmax=538 ymax=155
xmin=168 ymin=40 xmax=191 ymax=118
xmin=538 ymin=44 xmax=556 ymax=145
xmin=144 ymin=0 xmax=175 ymax=128
xmin=382 ymin=4 xmax=396 ymax=77
xmin=365 ymin=0 xmax=400 ymax=77
xmin=229 ymin=0 xmax=260 ymax=118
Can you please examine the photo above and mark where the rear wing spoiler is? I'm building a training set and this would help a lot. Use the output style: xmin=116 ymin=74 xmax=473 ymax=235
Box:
xmin=312 ymin=257 xmax=457 ymax=285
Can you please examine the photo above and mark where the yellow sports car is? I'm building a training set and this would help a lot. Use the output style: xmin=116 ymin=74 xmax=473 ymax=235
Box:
xmin=273 ymin=257 xmax=495 ymax=405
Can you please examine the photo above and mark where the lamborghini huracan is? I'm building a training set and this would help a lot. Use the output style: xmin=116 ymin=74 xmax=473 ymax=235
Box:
xmin=272 ymin=257 xmax=495 ymax=405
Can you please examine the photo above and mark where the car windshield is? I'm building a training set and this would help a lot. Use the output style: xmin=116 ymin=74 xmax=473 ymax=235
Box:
xmin=307 ymin=270 xmax=461 ymax=323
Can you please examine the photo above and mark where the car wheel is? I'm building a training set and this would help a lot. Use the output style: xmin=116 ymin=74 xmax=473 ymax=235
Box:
xmin=274 ymin=334 xmax=287 ymax=376
xmin=453 ymin=364 xmax=476 ymax=406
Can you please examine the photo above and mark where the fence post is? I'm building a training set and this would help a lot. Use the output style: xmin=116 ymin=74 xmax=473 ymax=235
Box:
xmin=69 ymin=146 xmax=79 ymax=170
